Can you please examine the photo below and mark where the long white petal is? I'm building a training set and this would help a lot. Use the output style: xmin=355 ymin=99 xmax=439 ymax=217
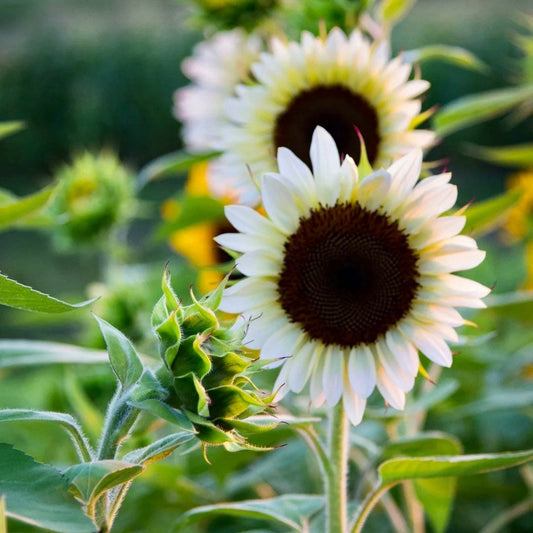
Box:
xmin=236 ymin=249 xmax=281 ymax=276
xmin=224 ymin=204 xmax=284 ymax=237
xmin=343 ymin=374 xmax=366 ymax=426
xmin=287 ymin=340 xmax=318 ymax=393
xmin=309 ymin=126 xmax=341 ymax=206
xmin=261 ymin=175 xmax=301 ymax=234
xmin=405 ymin=324 xmax=453 ymax=367
xmin=376 ymin=367 xmax=406 ymax=410
xmin=220 ymin=278 xmax=277 ymax=313
xmin=260 ymin=322 xmax=303 ymax=360
xmin=385 ymin=328 xmax=419 ymax=375
xmin=376 ymin=343 xmax=415 ymax=392
xmin=322 ymin=346 xmax=344 ymax=406
xmin=310 ymin=349 xmax=326 ymax=407
xmin=357 ymin=170 xmax=391 ymax=211
xmin=348 ymin=345 xmax=376 ymax=399
xmin=277 ymin=147 xmax=317 ymax=204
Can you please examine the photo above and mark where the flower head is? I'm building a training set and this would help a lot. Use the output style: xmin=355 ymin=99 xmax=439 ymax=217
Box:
xmin=212 ymin=27 xmax=435 ymax=204
xmin=216 ymin=127 xmax=489 ymax=425
xmin=174 ymin=29 xmax=262 ymax=155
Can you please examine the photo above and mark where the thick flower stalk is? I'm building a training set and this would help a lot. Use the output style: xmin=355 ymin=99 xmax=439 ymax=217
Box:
xmin=216 ymin=126 xmax=490 ymax=425
xmin=212 ymin=27 xmax=435 ymax=204
xmin=152 ymin=271 xmax=276 ymax=450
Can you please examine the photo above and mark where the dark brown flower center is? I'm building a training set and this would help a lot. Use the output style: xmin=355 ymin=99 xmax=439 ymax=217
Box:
xmin=273 ymin=85 xmax=380 ymax=167
xmin=277 ymin=203 xmax=419 ymax=347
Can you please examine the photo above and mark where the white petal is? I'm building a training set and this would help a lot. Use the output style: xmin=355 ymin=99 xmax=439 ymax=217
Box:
xmin=273 ymin=361 xmax=291 ymax=401
xmin=277 ymin=147 xmax=317 ymax=204
xmin=261 ymin=322 xmax=302 ymax=360
xmin=419 ymin=249 xmax=486 ymax=274
xmin=309 ymin=126 xmax=341 ymax=206
xmin=376 ymin=367 xmax=406 ymax=410
xmin=407 ymin=325 xmax=453 ymax=367
xmin=224 ymin=204 xmax=282 ymax=237
xmin=310 ymin=349 xmax=326 ymax=407
xmin=388 ymin=150 xmax=422 ymax=198
xmin=236 ymin=250 xmax=281 ymax=276
xmin=322 ymin=347 xmax=344 ymax=406
xmin=410 ymin=216 xmax=466 ymax=250
xmin=260 ymin=175 xmax=300 ymax=234
xmin=438 ymin=274 xmax=491 ymax=298
xmin=338 ymin=155 xmax=358 ymax=202
xmin=376 ymin=343 xmax=415 ymax=392
xmin=214 ymin=233 xmax=261 ymax=253
xmin=348 ymin=345 xmax=376 ymax=399
xmin=287 ymin=340 xmax=318 ymax=393
xmin=220 ymin=278 xmax=277 ymax=313
xmin=244 ymin=307 xmax=288 ymax=349
xmin=385 ymin=329 xmax=419 ymax=375
xmin=357 ymin=170 xmax=391 ymax=211
xmin=343 ymin=375 xmax=366 ymax=426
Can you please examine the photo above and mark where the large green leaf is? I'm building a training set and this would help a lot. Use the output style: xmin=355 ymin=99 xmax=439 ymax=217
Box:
xmin=463 ymin=190 xmax=521 ymax=237
xmin=433 ymin=83 xmax=533 ymax=135
xmin=64 ymin=460 xmax=143 ymax=515
xmin=137 ymin=149 xmax=219 ymax=189
xmin=0 ymin=273 xmax=95 ymax=313
xmin=0 ymin=443 xmax=95 ymax=533
xmin=175 ymin=494 xmax=324 ymax=531
xmin=404 ymin=45 xmax=488 ymax=73
xmin=94 ymin=315 xmax=144 ymax=389
xmin=0 ymin=185 xmax=56 ymax=230
xmin=381 ymin=433 xmax=462 ymax=533
xmin=465 ymin=143 xmax=533 ymax=168
xmin=0 ymin=339 xmax=108 ymax=369
xmin=379 ymin=448 xmax=533 ymax=483
xmin=123 ymin=432 xmax=195 ymax=465
xmin=0 ymin=409 xmax=93 ymax=462
xmin=0 ymin=121 xmax=24 ymax=140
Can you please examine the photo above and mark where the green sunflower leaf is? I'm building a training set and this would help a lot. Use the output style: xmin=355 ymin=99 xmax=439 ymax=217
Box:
xmin=379 ymin=448 xmax=533 ymax=483
xmin=465 ymin=143 xmax=533 ymax=168
xmin=463 ymin=189 xmax=522 ymax=237
xmin=483 ymin=291 xmax=533 ymax=323
xmin=404 ymin=45 xmax=488 ymax=73
xmin=0 ymin=184 xmax=56 ymax=230
xmin=174 ymin=494 xmax=324 ymax=531
xmin=0 ymin=121 xmax=24 ymax=140
xmin=129 ymin=398 xmax=194 ymax=432
xmin=0 ymin=443 xmax=95 ymax=533
xmin=0 ymin=339 xmax=108 ymax=369
xmin=0 ymin=273 xmax=96 ymax=313
xmin=137 ymin=149 xmax=220 ymax=189
xmin=433 ymin=83 xmax=533 ymax=135
xmin=0 ymin=409 xmax=93 ymax=462
xmin=94 ymin=315 xmax=144 ymax=389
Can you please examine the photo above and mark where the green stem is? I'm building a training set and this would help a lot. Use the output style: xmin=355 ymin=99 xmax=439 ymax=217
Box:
xmin=326 ymin=401 xmax=349 ymax=533
xmin=350 ymin=482 xmax=397 ymax=533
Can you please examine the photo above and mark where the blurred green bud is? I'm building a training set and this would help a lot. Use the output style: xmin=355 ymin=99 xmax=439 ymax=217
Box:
xmin=152 ymin=270 xmax=276 ymax=451
xmin=189 ymin=0 xmax=279 ymax=31
xmin=49 ymin=150 xmax=136 ymax=249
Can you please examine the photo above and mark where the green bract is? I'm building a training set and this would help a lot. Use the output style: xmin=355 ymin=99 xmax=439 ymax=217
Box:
xmin=152 ymin=271 xmax=276 ymax=451
xmin=49 ymin=150 xmax=136 ymax=249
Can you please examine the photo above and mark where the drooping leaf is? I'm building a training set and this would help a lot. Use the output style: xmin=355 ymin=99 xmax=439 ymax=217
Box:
xmin=0 ymin=273 xmax=95 ymax=313
xmin=137 ymin=150 xmax=219 ymax=189
xmin=0 ymin=121 xmax=24 ymax=140
xmin=404 ymin=45 xmax=488 ymax=73
xmin=0 ymin=409 xmax=93 ymax=462
xmin=0 ymin=443 xmax=95 ymax=533
xmin=381 ymin=432 xmax=462 ymax=533
xmin=175 ymin=494 xmax=324 ymax=531
xmin=0 ymin=185 xmax=56 ymax=230
xmin=63 ymin=460 xmax=143 ymax=513
xmin=0 ymin=339 xmax=108 ymax=369
xmin=433 ymin=83 xmax=533 ymax=135
xmin=123 ymin=432 xmax=195 ymax=465
xmin=465 ymin=143 xmax=533 ymax=168
xmin=463 ymin=190 xmax=521 ymax=237
xmin=379 ymin=448 xmax=533 ymax=483
xmin=94 ymin=315 xmax=144 ymax=389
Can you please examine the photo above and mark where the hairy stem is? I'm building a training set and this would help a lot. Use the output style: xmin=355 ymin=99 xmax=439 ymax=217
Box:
xmin=350 ymin=482 xmax=398 ymax=533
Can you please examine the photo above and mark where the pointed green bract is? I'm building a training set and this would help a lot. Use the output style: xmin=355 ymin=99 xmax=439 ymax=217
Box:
xmin=0 ymin=184 xmax=56 ymax=230
xmin=94 ymin=315 xmax=144 ymax=389
xmin=404 ymin=45 xmax=488 ymax=73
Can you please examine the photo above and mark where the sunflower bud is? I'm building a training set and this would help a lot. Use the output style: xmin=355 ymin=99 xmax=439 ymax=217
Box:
xmin=50 ymin=150 xmax=136 ymax=250
xmin=152 ymin=270 xmax=275 ymax=451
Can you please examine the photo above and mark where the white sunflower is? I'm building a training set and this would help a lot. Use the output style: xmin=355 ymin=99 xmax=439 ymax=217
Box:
xmin=215 ymin=126 xmax=488 ymax=426
xmin=174 ymin=29 xmax=262 ymax=154
xmin=212 ymin=27 xmax=435 ymax=205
